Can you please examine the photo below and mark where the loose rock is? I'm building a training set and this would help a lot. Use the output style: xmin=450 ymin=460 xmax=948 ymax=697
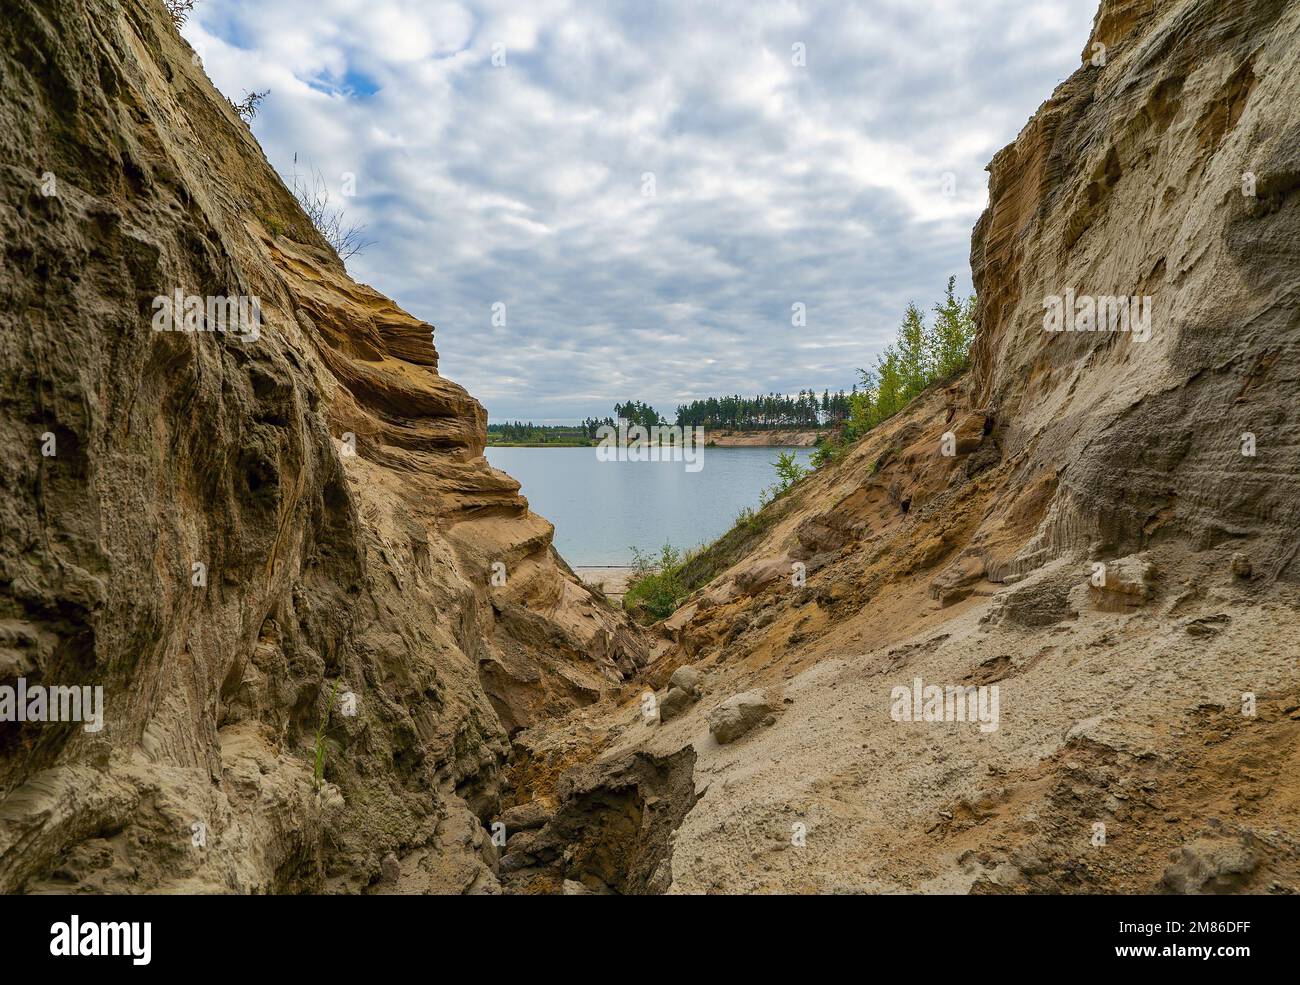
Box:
xmin=498 ymin=800 xmax=554 ymax=832
xmin=659 ymin=686 xmax=695 ymax=723
xmin=708 ymin=690 xmax=776 ymax=744
xmin=1160 ymin=838 xmax=1257 ymax=894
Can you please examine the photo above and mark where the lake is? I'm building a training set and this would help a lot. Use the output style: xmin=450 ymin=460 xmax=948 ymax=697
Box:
xmin=484 ymin=446 xmax=816 ymax=566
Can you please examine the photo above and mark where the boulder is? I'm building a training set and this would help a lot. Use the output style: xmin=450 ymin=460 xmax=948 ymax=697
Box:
xmin=498 ymin=800 xmax=554 ymax=831
xmin=708 ymin=690 xmax=775 ymax=744
xmin=929 ymin=554 xmax=986 ymax=607
xmin=658 ymin=665 xmax=705 ymax=723
xmin=658 ymin=686 xmax=695 ymax=723
xmin=1091 ymin=555 xmax=1157 ymax=606
xmin=734 ymin=556 xmax=793 ymax=594
xmin=983 ymin=559 xmax=1078 ymax=628
xmin=505 ymin=829 xmax=541 ymax=855
xmin=1160 ymin=838 xmax=1257 ymax=894
xmin=497 ymin=851 xmax=536 ymax=875
xmin=668 ymin=665 xmax=703 ymax=696
xmin=795 ymin=517 xmax=849 ymax=554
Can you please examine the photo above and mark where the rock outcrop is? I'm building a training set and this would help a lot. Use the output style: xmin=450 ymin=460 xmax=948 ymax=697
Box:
xmin=969 ymin=0 xmax=1300 ymax=581
xmin=499 ymin=747 xmax=700 ymax=895
xmin=0 ymin=0 xmax=643 ymax=893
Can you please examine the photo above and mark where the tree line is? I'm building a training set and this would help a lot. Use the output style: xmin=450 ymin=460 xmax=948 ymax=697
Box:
xmin=604 ymin=392 xmax=857 ymax=431
xmin=673 ymin=390 xmax=852 ymax=430
xmin=486 ymin=421 xmax=592 ymax=444
xmin=493 ymin=279 xmax=974 ymax=447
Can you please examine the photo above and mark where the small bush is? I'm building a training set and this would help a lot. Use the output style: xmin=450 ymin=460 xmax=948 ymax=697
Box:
xmin=230 ymin=89 xmax=268 ymax=122
xmin=810 ymin=433 xmax=850 ymax=468
xmin=761 ymin=449 xmax=809 ymax=501
xmin=624 ymin=543 xmax=690 ymax=621
xmin=165 ymin=0 xmax=197 ymax=28
xmin=289 ymin=157 xmax=374 ymax=262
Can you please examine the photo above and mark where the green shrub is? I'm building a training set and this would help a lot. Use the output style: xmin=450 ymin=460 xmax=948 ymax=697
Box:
xmin=312 ymin=678 xmax=340 ymax=791
xmin=773 ymin=450 xmax=808 ymax=492
xmin=811 ymin=433 xmax=850 ymax=468
xmin=623 ymin=544 xmax=690 ymax=621
xmin=760 ymin=450 xmax=809 ymax=501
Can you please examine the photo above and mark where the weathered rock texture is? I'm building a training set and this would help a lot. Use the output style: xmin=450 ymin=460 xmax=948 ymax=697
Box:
xmin=969 ymin=0 xmax=1300 ymax=582
xmin=0 ymin=0 xmax=644 ymax=893
xmin=497 ymin=748 xmax=699 ymax=895
xmin=3 ymin=0 xmax=1298 ymax=897
xmin=509 ymin=0 xmax=1300 ymax=894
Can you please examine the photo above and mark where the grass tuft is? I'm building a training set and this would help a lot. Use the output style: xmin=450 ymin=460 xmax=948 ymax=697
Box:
xmin=312 ymin=678 xmax=341 ymax=791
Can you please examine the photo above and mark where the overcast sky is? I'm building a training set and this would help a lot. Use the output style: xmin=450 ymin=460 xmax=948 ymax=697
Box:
xmin=184 ymin=0 xmax=1097 ymax=423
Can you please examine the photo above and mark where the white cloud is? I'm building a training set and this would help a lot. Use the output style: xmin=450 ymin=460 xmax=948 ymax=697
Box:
xmin=186 ymin=0 xmax=1098 ymax=422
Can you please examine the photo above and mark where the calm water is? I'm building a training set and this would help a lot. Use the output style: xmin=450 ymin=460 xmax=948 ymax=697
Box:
xmin=484 ymin=446 xmax=816 ymax=566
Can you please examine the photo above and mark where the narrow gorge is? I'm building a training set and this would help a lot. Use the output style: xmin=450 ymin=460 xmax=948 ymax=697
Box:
xmin=1 ymin=0 xmax=1297 ymax=895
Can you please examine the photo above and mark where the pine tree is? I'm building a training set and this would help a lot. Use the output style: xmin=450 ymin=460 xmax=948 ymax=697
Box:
xmin=897 ymin=302 xmax=931 ymax=401
xmin=874 ymin=347 xmax=903 ymax=421
xmin=930 ymin=276 xmax=977 ymax=380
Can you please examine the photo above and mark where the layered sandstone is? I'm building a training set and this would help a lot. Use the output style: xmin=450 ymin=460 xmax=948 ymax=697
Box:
xmin=2 ymin=0 xmax=1297 ymax=897
xmin=969 ymin=0 xmax=1300 ymax=580
xmin=0 ymin=0 xmax=643 ymax=893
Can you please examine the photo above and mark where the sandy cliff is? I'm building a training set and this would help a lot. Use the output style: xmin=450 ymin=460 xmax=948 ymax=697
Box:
xmin=0 ymin=0 xmax=643 ymax=893
xmin=705 ymin=430 xmax=821 ymax=447
xmin=1 ymin=0 xmax=1297 ymax=897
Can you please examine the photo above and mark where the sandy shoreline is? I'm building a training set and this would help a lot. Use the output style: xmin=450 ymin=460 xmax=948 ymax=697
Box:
xmin=705 ymin=429 xmax=821 ymax=446
xmin=574 ymin=566 xmax=634 ymax=603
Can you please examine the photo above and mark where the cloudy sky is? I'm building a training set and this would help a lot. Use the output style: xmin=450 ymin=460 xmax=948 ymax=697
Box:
xmin=184 ymin=0 xmax=1097 ymax=423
